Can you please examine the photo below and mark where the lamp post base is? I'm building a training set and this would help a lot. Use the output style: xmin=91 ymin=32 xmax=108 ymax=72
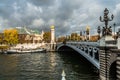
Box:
xmin=99 ymin=36 xmax=114 ymax=46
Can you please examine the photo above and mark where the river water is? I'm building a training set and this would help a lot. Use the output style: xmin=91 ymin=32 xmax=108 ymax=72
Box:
xmin=0 ymin=52 xmax=99 ymax=80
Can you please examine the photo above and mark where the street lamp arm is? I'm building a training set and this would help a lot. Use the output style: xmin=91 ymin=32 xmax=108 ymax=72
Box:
xmin=108 ymin=19 xmax=113 ymax=21
xmin=108 ymin=14 xmax=114 ymax=21
xmin=100 ymin=16 xmax=104 ymax=22
xmin=108 ymin=18 xmax=113 ymax=21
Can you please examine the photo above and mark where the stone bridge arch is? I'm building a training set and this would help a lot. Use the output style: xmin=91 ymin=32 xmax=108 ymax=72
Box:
xmin=57 ymin=44 xmax=100 ymax=69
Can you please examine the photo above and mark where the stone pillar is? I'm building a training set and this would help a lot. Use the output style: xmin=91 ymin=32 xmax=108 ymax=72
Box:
xmin=99 ymin=46 xmax=117 ymax=80
xmin=51 ymin=26 xmax=55 ymax=43
xmin=116 ymin=29 xmax=120 ymax=79
xmin=99 ymin=47 xmax=110 ymax=80
xmin=117 ymin=37 xmax=120 ymax=49
xmin=50 ymin=25 xmax=56 ymax=51
xmin=117 ymin=54 xmax=120 ymax=79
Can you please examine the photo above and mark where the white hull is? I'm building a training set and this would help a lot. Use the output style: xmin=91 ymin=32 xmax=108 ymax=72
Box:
xmin=7 ymin=48 xmax=46 ymax=54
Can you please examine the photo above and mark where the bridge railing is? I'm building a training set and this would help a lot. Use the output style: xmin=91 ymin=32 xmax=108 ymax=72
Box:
xmin=66 ymin=41 xmax=99 ymax=47
xmin=66 ymin=42 xmax=99 ymax=60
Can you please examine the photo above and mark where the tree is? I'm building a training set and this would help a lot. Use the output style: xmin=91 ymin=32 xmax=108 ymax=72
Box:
xmin=43 ymin=32 xmax=51 ymax=43
xmin=3 ymin=29 xmax=18 ymax=45
xmin=0 ymin=34 xmax=3 ymax=44
xmin=71 ymin=33 xmax=78 ymax=41
xmin=89 ymin=35 xmax=99 ymax=42
xmin=57 ymin=36 xmax=66 ymax=42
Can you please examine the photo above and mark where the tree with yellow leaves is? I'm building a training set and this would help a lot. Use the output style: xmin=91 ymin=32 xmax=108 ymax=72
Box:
xmin=0 ymin=34 xmax=3 ymax=44
xmin=43 ymin=32 xmax=51 ymax=43
xmin=3 ymin=29 xmax=18 ymax=45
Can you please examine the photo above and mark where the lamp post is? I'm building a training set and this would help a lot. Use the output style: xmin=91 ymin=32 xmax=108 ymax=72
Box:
xmin=83 ymin=30 xmax=86 ymax=41
xmin=80 ymin=31 xmax=82 ymax=36
xmin=80 ymin=31 xmax=82 ymax=41
xmin=86 ymin=26 xmax=90 ymax=41
xmin=113 ymin=23 xmax=116 ymax=39
xmin=99 ymin=8 xmax=114 ymax=80
xmin=97 ymin=26 xmax=101 ymax=40
xmin=100 ymin=8 xmax=114 ymax=36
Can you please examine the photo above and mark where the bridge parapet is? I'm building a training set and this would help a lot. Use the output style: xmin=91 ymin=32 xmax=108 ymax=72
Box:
xmin=67 ymin=41 xmax=99 ymax=47
xmin=66 ymin=42 xmax=100 ymax=60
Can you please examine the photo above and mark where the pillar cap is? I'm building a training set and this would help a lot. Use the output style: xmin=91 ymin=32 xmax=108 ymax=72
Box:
xmin=50 ymin=25 xmax=55 ymax=29
xmin=86 ymin=25 xmax=90 ymax=31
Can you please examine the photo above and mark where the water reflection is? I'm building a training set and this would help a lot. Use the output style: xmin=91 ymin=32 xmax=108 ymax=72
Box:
xmin=0 ymin=52 xmax=98 ymax=80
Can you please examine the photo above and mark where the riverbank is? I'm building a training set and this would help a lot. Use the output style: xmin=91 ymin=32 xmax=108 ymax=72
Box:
xmin=0 ymin=43 xmax=47 ymax=54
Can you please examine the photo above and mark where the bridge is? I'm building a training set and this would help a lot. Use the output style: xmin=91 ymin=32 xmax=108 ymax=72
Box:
xmin=56 ymin=36 xmax=120 ymax=80
xmin=55 ymin=8 xmax=120 ymax=80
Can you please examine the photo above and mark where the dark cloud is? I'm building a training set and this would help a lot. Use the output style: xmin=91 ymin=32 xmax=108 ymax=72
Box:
xmin=28 ymin=0 xmax=56 ymax=6
xmin=0 ymin=0 xmax=120 ymax=36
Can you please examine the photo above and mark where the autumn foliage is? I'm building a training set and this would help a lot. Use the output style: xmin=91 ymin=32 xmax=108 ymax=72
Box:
xmin=89 ymin=35 xmax=99 ymax=42
xmin=3 ymin=29 xmax=18 ymax=45
xmin=43 ymin=32 xmax=51 ymax=43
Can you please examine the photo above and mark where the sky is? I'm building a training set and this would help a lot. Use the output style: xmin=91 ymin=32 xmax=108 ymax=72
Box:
xmin=0 ymin=0 xmax=120 ymax=36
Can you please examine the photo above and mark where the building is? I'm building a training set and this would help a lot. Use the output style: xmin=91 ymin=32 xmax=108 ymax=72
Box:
xmin=0 ymin=26 xmax=44 ymax=44
xmin=16 ymin=26 xmax=44 ymax=44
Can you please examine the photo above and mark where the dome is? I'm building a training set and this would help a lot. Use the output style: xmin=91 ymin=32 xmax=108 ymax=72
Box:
xmin=50 ymin=25 xmax=55 ymax=29
xmin=86 ymin=25 xmax=90 ymax=30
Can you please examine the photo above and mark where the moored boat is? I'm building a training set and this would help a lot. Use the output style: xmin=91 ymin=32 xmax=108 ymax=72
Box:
xmin=7 ymin=48 xmax=46 ymax=54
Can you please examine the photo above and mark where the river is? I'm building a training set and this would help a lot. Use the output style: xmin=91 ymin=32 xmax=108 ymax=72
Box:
xmin=0 ymin=52 xmax=99 ymax=80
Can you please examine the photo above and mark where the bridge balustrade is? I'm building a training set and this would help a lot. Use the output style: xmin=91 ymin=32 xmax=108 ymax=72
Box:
xmin=81 ymin=46 xmax=84 ymax=51
xmin=66 ymin=42 xmax=100 ymax=61
xmin=59 ymin=41 xmax=100 ymax=69
xmin=93 ymin=48 xmax=99 ymax=61
xmin=84 ymin=46 xmax=88 ymax=53
xmin=88 ymin=47 xmax=92 ymax=54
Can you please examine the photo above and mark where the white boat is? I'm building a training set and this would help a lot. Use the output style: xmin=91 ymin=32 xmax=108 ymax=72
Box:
xmin=7 ymin=48 xmax=46 ymax=54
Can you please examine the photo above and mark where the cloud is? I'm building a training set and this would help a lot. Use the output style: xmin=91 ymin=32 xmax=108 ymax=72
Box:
xmin=0 ymin=0 xmax=119 ymax=36
xmin=28 ymin=0 xmax=56 ymax=6
xmin=0 ymin=17 xmax=9 ymax=31
xmin=32 ymin=18 xmax=45 ymax=27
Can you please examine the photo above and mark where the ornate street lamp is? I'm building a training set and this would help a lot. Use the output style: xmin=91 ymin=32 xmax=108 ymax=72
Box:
xmin=99 ymin=8 xmax=114 ymax=79
xmin=97 ymin=26 xmax=101 ymax=40
xmin=83 ymin=30 xmax=86 ymax=41
xmin=80 ymin=31 xmax=82 ymax=36
xmin=86 ymin=26 xmax=90 ymax=41
xmin=99 ymin=8 xmax=114 ymax=36
xmin=113 ymin=23 xmax=116 ymax=39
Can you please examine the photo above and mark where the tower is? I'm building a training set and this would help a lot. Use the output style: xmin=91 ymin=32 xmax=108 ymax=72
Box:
xmin=86 ymin=25 xmax=90 ymax=41
xmin=50 ymin=25 xmax=56 ymax=51
xmin=50 ymin=25 xmax=55 ymax=43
